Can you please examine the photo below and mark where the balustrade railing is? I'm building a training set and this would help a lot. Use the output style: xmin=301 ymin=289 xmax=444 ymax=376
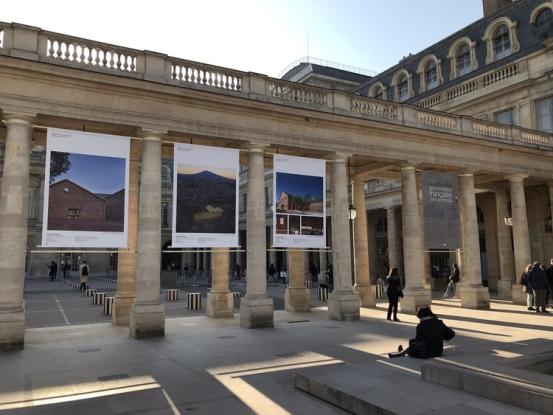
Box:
xmin=45 ymin=35 xmax=137 ymax=73
xmin=483 ymin=63 xmax=518 ymax=87
xmin=520 ymin=129 xmax=552 ymax=146
xmin=447 ymin=80 xmax=477 ymax=102
xmin=416 ymin=109 xmax=457 ymax=130
xmin=350 ymin=96 xmax=398 ymax=120
xmin=170 ymin=59 xmax=242 ymax=91
xmin=472 ymin=120 xmax=509 ymax=140
xmin=0 ymin=22 xmax=551 ymax=151
xmin=266 ymin=79 xmax=327 ymax=106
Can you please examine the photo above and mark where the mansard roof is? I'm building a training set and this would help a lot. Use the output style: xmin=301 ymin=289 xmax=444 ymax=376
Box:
xmin=355 ymin=0 xmax=546 ymax=102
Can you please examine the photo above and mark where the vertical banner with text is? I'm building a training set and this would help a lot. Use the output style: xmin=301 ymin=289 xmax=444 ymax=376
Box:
xmin=172 ymin=143 xmax=239 ymax=247
xmin=273 ymin=154 xmax=326 ymax=248
xmin=422 ymin=171 xmax=460 ymax=250
xmin=42 ymin=128 xmax=130 ymax=248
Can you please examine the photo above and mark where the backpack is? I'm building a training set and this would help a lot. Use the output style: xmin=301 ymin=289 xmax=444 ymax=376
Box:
xmin=82 ymin=265 xmax=89 ymax=276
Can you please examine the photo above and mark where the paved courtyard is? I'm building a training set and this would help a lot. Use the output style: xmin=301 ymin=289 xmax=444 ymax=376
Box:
xmin=1 ymin=294 xmax=551 ymax=414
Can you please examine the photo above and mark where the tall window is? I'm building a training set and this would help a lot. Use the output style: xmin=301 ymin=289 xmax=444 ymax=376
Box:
xmin=456 ymin=44 xmax=472 ymax=76
xmin=398 ymin=75 xmax=409 ymax=101
xmin=494 ymin=108 xmax=515 ymax=126
xmin=425 ymin=61 xmax=438 ymax=90
xmin=537 ymin=96 xmax=553 ymax=133
xmin=535 ymin=8 xmax=553 ymax=38
xmin=493 ymin=25 xmax=511 ymax=60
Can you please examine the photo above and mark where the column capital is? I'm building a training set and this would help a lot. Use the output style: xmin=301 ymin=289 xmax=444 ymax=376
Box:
xmin=246 ymin=141 xmax=267 ymax=153
xmin=505 ymin=173 xmax=528 ymax=182
xmin=3 ymin=113 xmax=34 ymax=128
xmin=399 ymin=162 xmax=417 ymax=170
xmin=140 ymin=131 xmax=164 ymax=142
xmin=331 ymin=152 xmax=351 ymax=163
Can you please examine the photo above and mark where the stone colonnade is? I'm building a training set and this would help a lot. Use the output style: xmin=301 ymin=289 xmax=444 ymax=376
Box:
xmin=0 ymin=117 xmax=539 ymax=349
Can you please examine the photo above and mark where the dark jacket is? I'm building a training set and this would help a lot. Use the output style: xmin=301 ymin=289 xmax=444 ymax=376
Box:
xmin=528 ymin=265 xmax=550 ymax=291
xmin=415 ymin=317 xmax=455 ymax=357
xmin=449 ymin=267 xmax=460 ymax=283
xmin=386 ymin=275 xmax=402 ymax=298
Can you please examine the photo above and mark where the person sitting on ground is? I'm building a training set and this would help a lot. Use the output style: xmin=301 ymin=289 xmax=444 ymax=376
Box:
xmin=388 ymin=306 xmax=455 ymax=359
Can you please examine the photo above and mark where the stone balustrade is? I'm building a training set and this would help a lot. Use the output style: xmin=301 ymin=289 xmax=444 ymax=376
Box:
xmin=0 ymin=22 xmax=551 ymax=150
xmin=266 ymin=79 xmax=327 ymax=106
xmin=170 ymin=58 xmax=243 ymax=92
xmin=416 ymin=62 xmax=523 ymax=110
xmin=45 ymin=35 xmax=138 ymax=73
xmin=350 ymin=96 xmax=398 ymax=120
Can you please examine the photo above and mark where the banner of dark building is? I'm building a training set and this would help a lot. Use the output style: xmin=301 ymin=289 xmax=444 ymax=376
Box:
xmin=273 ymin=154 xmax=326 ymax=248
xmin=42 ymin=129 xmax=130 ymax=248
xmin=422 ymin=171 xmax=460 ymax=250
xmin=172 ymin=143 xmax=239 ymax=248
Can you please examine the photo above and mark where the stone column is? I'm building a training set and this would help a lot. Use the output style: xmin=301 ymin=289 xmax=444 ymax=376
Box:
xmin=508 ymin=174 xmax=531 ymax=305
xmin=328 ymin=154 xmax=360 ymax=320
xmin=387 ymin=206 xmax=399 ymax=270
xmin=285 ymin=250 xmax=310 ymax=311
xmin=458 ymin=173 xmax=490 ymax=308
xmin=493 ymin=186 xmax=516 ymax=298
xmin=400 ymin=165 xmax=431 ymax=313
xmin=319 ymin=249 xmax=327 ymax=275
xmin=240 ymin=143 xmax=273 ymax=328
xmin=207 ymin=249 xmax=233 ymax=318
xmin=303 ymin=251 xmax=310 ymax=282
xmin=113 ymin=140 xmax=140 ymax=325
xmin=130 ymin=133 xmax=164 ymax=338
xmin=0 ymin=114 xmax=32 ymax=351
xmin=353 ymin=178 xmax=375 ymax=307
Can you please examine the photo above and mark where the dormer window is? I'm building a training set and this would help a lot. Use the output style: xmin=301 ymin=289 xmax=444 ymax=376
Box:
xmin=398 ymin=75 xmax=409 ymax=101
xmin=535 ymin=8 xmax=553 ymax=38
xmin=425 ymin=61 xmax=438 ymax=90
xmin=456 ymin=44 xmax=471 ymax=76
xmin=483 ymin=17 xmax=519 ymax=64
xmin=375 ymin=86 xmax=384 ymax=99
xmin=493 ymin=25 xmax=511 ymax=60
xmin=369 ymin=82 xmax=387 ymax=100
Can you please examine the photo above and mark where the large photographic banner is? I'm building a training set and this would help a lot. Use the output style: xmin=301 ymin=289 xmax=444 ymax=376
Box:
xmin=422 ymin=171 xmax=460 ymax=250
xmin=42 ymin=128 xmax=130 ymax=248
xmin=273 ymin=155 xmax=326 ymax=248
xmin=172 ymin=143 xmax=239 ymax=247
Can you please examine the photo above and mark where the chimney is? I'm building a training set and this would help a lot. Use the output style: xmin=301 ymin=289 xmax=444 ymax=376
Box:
xmin=482 ymin=0 xmax=514 ymax=17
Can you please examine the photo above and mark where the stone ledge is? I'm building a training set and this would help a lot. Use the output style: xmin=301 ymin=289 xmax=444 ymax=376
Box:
xmin=294 ymin=372 xmax=396 ymax=415
xmin=421 ymin=359 xmax=553 ymax=414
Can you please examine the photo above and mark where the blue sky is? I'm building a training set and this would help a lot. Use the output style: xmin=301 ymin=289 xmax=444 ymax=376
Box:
xmin=276 ymin=173 xmax=323 ymax=199
xmin=3 ymin=1 xmax=483 ymax=76
xmin=53 ymin=152 xmax=125 ymax=194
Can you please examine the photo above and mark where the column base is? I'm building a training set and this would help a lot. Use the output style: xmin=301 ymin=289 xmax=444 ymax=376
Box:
xmin=129 ymin=302 xmax=165 ymax=339
xmin=112 ymin=295 xmax=135 ymax=326
xmin=354 ymin=284 xmax=376 ymax=308
xmin=0 ymin=308 xmax=25 ymax=352
xmin=240 ymin=296 xmax=274 ymax=328
xmin=511 ymin=283 xmax=526 ymax=305
xmin=496 ymin=280 xmax=513 ymax=299
xmin=400 ymin=288 xmax=431 ymax=314
xmin=284 ymin=287 xmax=311 ymax=312
xmin=459 ymin=285 xmax=490 ymax=309
xmin=206 ymin=291 xmax=234 ymax=318
xmin=328 ymin=290 xmax=360 ymax=321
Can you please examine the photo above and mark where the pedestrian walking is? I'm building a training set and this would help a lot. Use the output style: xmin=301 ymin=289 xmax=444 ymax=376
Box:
xmin=47 ymin=261 xmax=57 ymax=281
xmin=79 ymin=261 xmax=89 ymax=291
xmin=386 ymin=267 xmax=403 ymax=322
xmin=546 ymin=258 xmax=553 ymax=308
xmin=520 ymin=263 xmax=534 ymax=311
xmin=442 ymin=263 xmax=460 ymax=298
xmin=528 ymin=261 xmax=550 ymax=313
xmin=268 ymin=263 xmax=276 ymax=283
xmin=309 ymin=261 xmax=318 ymax=282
